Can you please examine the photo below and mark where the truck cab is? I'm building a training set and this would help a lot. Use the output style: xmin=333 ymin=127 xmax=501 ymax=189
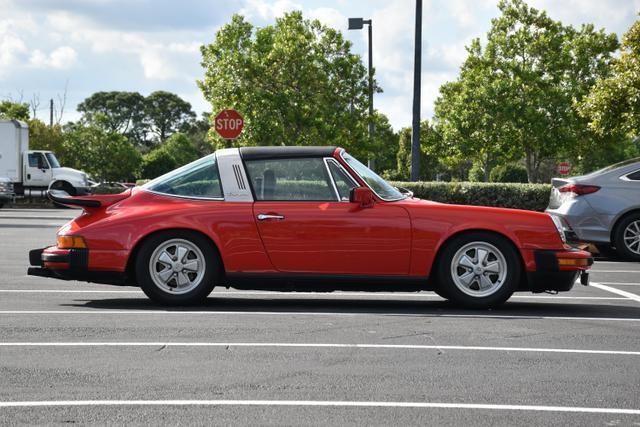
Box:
xmin=23 ymin=150 xmax=90 ymax=195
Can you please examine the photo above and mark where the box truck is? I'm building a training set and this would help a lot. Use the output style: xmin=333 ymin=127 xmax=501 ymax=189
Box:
xmin=0 ymin=120 xmax=90 ymax=207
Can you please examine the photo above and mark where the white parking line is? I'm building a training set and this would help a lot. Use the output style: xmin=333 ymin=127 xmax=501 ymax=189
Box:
xmin=600 ymin=282 xmax=640 ymax=287
xmin=0 ymin=289 xmax=628 ymax=301
xmin=1 ymin=342 xmax=638 ymax=356
xmin=0 ymin=399 xmax=638 ymax=414
xmin=591 ymin=270 xmax=640 ymax=273
xmin=591 ymin=282 xmax=640 ymax=304
xmin=0 ymin=310 xmax=638 ymax=322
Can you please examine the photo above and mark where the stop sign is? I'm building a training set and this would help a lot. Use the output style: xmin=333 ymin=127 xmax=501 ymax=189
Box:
xmin=214 ymin=109 xmax=244 ymax=140
xmin=558 ymin=162 xmax=571 ymax=175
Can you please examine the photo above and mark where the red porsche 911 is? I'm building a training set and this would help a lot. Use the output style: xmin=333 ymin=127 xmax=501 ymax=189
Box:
xmin=28 ymin=147 xmax=592 ymax=308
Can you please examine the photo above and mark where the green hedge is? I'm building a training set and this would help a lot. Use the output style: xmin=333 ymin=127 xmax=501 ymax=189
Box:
xmin=390 ymin=181 xmax=552 ymax=212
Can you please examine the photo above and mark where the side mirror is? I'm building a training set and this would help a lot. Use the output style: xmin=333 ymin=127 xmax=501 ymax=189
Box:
xmin=349 ymin=187 xmax=375 ymax=208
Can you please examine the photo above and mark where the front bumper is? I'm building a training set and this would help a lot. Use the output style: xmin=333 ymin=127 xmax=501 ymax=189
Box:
xmin=28 ymin=247 xmax=127 ymax=285
xmin=526 ymin=249 xmax=593 ymax=293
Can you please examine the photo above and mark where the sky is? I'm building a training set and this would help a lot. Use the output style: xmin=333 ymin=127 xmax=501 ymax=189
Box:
xmin=0 ymin=0 xmax=638 ymax=131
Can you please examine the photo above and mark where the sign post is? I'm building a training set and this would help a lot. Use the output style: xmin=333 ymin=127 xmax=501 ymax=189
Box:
xmin=215 ymin=109 xmax=244 ymax=140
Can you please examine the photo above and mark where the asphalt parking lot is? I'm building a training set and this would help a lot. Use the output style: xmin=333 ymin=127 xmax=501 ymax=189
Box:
xmin=1 ymin=208 xmax=639 ymax=425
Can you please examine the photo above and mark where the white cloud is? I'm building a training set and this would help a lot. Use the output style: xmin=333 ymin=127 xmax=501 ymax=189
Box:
xmin=240 ymin=0 xmax=302 ymax=21
xmin=29 ymin=46 xmax=77 ymax=69
xmin=43 ymin=10 xmax=200 ymax=81
xmin=308 ymin=7 xmax=346 ymax=31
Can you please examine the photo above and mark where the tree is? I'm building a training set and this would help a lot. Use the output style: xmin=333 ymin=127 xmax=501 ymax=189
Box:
xmin=77 ymin=91 xmax=147 ymax=137
xmin=394 ymin=121 xmax=444 ymax=181
xmin=145 ymin=91 xmax=196 ymax=144
xmin=141 ymin=149 xmax=178 ymax=180
xmin=369 ymin=112 xmax=399 ymax=175
xmin=580 ymin=17 xmax=640 ymax=140
xmin=62 ymin=124 xmax=141 ymax=182
xmin=433 ymin=0 xmax=618 ymax=182
xmin=198 ymin=12 xmax=373 ymax=158
xmin=140 ymin=133 xmax=200 ymax=179
xmin=0 ymin=101 xmax=30 ymax=121
xmin=28 ymin=119 xmax=65 ymax=154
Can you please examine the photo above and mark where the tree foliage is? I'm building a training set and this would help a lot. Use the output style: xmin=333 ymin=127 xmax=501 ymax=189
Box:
xmin=580 ymin=16 xmax=640 ymax=139
xmin=62 ymin=124 xmax=141 ymax=181
xmin=77 ymin=91 xmax=196 ymax=146
xmin=145 ymin=91 xmax=196 ymax=143
xmin=434 ymin=0 xmax=619 ymax=182
xmin=28 ymin=119 xmax=65 ymax=154
xmin=0 ymin=101 xmax=30 ymax=121
xmin=199 ymin=12 xmax=375 ymax=159
xmin=141 ymin=132 xmax=201 ymax=179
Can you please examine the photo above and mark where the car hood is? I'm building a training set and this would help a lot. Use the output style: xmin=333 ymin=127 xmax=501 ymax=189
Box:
xmin=54 ymin=167 xmax=85 ymax=177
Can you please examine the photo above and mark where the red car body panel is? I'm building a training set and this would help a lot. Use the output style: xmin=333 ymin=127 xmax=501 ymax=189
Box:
xmin=252 ymin=201 xmax=411 ymax=274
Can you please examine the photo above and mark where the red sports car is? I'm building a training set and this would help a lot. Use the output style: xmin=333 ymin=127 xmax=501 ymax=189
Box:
xmin=28 ymin=147 xmax=592 ymax=308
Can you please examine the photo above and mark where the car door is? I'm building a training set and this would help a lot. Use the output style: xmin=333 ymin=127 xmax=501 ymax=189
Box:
xmin=25 ymin=152 xmax=52 ymax=187
xmin=246 ymin=156 xmax=411 ymax=275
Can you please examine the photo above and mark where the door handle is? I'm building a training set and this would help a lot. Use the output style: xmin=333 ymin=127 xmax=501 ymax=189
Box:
xmin=257 ymin=213 xmax=285 ymax=221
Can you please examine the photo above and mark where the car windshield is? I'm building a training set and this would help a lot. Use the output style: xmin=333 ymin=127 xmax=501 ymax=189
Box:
xmin=45 ymin=152 xmax=60 ymax=168
xmin=341 ymin=151 xmax=405 ymax=201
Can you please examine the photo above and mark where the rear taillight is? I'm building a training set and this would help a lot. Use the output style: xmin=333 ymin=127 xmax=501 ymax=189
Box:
xmin=558 ymin=184 xmax=600 ymax=196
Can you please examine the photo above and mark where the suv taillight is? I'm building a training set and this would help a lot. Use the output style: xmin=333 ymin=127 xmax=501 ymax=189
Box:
xmin=558 ymin=184 xmax=600 ymax=196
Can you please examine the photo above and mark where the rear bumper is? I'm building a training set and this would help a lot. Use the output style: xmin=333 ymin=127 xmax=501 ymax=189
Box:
xmin=28 ymin=247 xmax=127 ymax=286
xmin=525 ymin=249 xmax=593 ymax=293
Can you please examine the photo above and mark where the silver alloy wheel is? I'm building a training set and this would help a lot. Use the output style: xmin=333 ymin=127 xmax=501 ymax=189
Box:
xmin=623 ymin=220 xmax=640 ymax=255
xmin=148 ymin=238 xmax=205 ymax=295
xmin=450 ymin=241 xmax=508 ymax=298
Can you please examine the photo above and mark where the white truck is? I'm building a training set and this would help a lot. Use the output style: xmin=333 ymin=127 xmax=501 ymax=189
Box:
xmin=0 ymin=120 xmax=90 ymax=207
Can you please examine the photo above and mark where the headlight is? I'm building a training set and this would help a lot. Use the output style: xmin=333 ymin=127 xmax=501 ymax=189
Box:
xmin=548 ymin=214 xmax=567 ymax=243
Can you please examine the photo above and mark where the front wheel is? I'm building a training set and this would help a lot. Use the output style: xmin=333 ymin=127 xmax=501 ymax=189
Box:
xmin=135 ymin=231 xmax=219 ymax=305
xmin=436 ymin=232 xmax=521 ymax=308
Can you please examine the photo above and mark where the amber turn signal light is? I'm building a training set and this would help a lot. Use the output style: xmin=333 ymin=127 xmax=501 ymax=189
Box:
xmin=557 ymin=258 xmax=590 ymax=267
xmin=57 ymin=235 xmax=87 ymax=249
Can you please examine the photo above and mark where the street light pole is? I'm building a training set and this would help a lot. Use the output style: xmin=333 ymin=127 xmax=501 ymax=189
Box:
xmin=349 ymin=17 xmax=375 ymax=169
xmin=411 ymin=0 xmax=422 ymax=181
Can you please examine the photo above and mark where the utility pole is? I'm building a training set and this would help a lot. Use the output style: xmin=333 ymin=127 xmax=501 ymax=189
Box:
xmin=49 ymin=98 xmax=54 ymax=127
xmin=410 ymin=0 xmax=422 ymax=181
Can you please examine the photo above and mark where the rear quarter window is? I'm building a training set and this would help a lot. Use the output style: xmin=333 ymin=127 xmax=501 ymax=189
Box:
xmin=144 ymin=155 xmax=223 ymax=199
xmin=625 ymin=170 xmax=640 ymax=181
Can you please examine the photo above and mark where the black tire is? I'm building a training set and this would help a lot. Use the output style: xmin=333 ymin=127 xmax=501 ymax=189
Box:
xmin=135 ymin=230 xmax=220 ymax=305
xmin=613 ymin=213 xmax=640 ymax=262
xmin=436 ymin=231 xmax=521 ymax=308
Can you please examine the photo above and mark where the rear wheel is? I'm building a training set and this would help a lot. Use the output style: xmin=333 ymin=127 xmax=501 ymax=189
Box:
xmin=436 ymin=232 xmax=521 ymax=308
xmin=135 ymin=231 xmax=219 ymax=305
xmin=613 ymin=213 xmax=640 ymax=261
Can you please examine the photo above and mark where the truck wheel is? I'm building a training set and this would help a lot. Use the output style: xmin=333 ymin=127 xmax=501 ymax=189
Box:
xmin=436 ymin=232 xmax=521 ymax=308
xmin=135 ymin=231 xmax=219 ymax=305
xmin=613 ymin=213 xmax=640 ymax=261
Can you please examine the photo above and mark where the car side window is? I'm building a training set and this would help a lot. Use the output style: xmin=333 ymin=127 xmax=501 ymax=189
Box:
xmin=626 ymin=170 xmax=640 ymax=181
xmin=29 ymin=153 xmax=47 ymax=169
xmin=144 ymin=155 xmax=223 ymax=199
xmin=327 ymin=160 xmax=357 ymax=201
xmin=245 ymin=157 xmax=335 ymax=201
